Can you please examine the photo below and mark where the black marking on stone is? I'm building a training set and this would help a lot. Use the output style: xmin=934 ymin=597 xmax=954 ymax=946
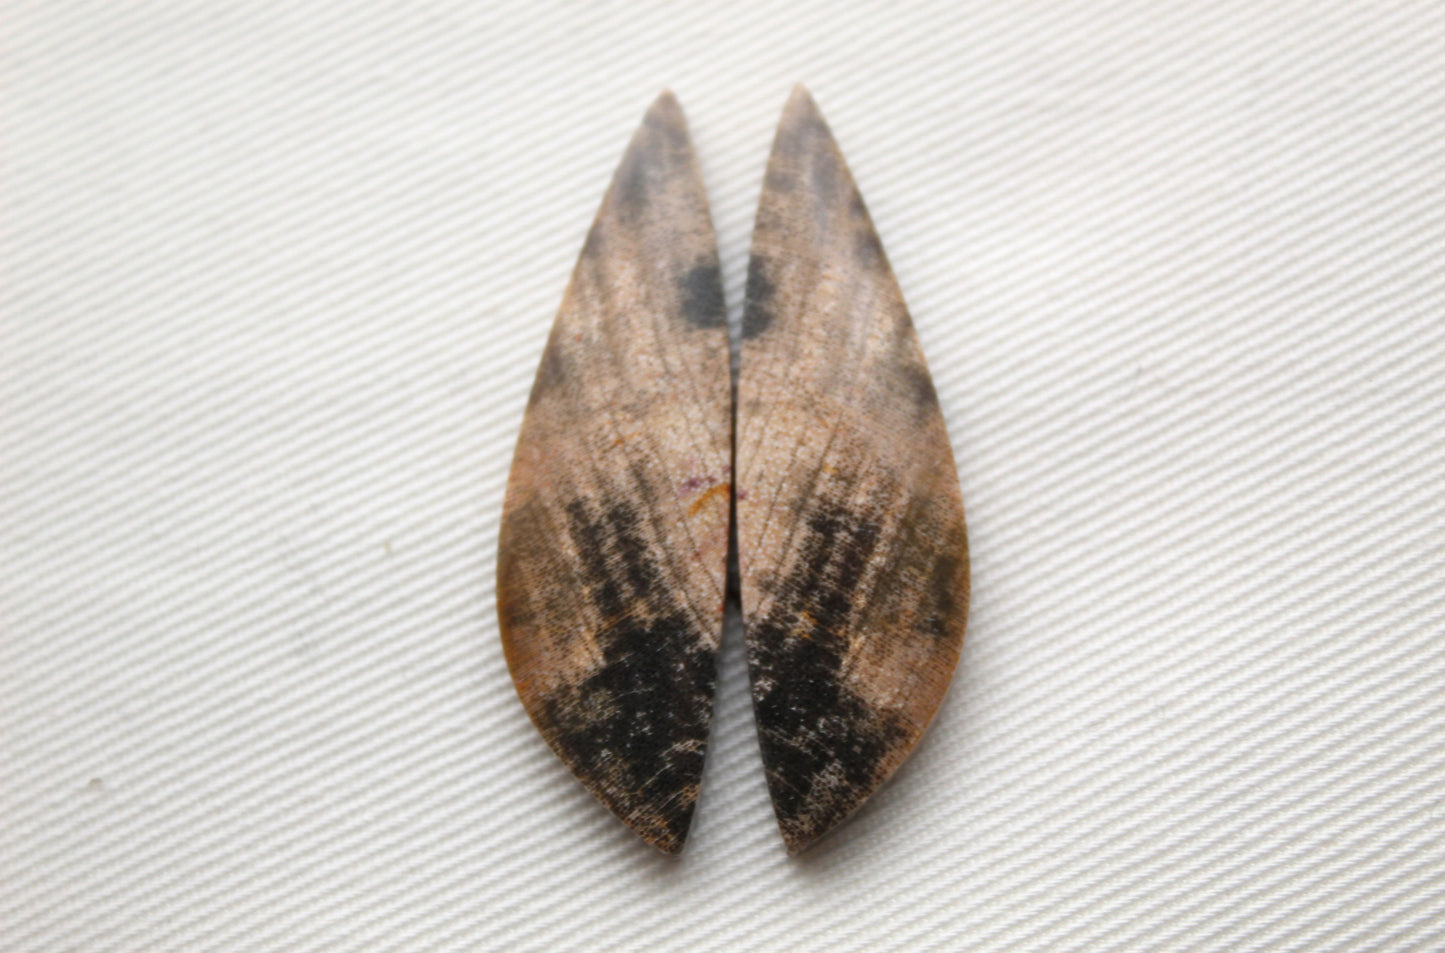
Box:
xmin=528 ymin=333 xmax=568 ymax=404
xmin=897 ymin=359 xmax=939 ymax=416
xmin=541 ymin=620 xmax=713 ymax=850
xmin=867 ymin=492 xmax=967 ymax=645
xmin=849 ymin=187 xmax=870 ymax=220
xmin=764 ymin=167 xmax=796 ymax=193
xmin=922 ymin=542 xmax=966 ymax=640
xmin=741 ymin=254 xmax=777 ymax=340
xmin=615 ymin=148 xmax=651 ymax=219
xmin=746 ymin=496 xmax=911 ymax=848
xmin=855 ymin=225 xmax=886 ymax=267
xmin=581 ymin=223 xmax=604 ymax=259
xmin=564 ymin=497 xmax=665 ymax=622
xmin=546 ymin=497 xmax=716 ymax=850
xmin=680 ymin=262 xmax=726 ymax=330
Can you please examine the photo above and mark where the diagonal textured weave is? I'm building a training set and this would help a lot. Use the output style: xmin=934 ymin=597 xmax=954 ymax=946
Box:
xmin=3 ymin=2 xmax=1445 ymax=952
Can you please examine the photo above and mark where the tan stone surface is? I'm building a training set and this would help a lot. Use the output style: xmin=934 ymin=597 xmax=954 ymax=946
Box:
xmin=496 ymin=92 xmax=731 ymax=853
xmin=736 ymin=86 xmax=970 ymax=853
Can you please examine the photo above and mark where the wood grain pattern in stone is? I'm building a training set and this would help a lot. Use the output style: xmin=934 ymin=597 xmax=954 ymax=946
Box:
xmin=736 ymin=86 xmax=970 ymax=853
xmin=497 ymin=92 xmax=730 ymax=854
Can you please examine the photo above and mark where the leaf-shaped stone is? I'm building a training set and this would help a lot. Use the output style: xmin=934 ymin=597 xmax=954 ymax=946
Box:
xmin=736 ymin=86 xmax=970 ymax=853
xmin=497 ymin=92 xmax=731 ymax=853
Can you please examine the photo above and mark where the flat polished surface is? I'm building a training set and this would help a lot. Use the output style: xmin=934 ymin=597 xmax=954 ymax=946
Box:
xmin=498 ymin=92 xmax=730 ymax=853
xmin=737 ymin=88 xmax=969 ymax=853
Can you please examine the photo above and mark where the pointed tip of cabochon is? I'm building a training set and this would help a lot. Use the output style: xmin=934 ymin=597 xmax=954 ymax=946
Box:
xmin=630 ymin=822 xmax=688 ymax=855
xmin=601 ymin=88 xmax=699 ymax=220
xmin=647 ymin=825 xmax=689 ymax=855
xmin=625 ymin=89 xmax=694 ymax=164
xmin=543 ymin=733 xmax=703 ymax=854
xmin=645 ymin=88 xmax=686 ymax=128
xmin=774 ymin=796 xmax=859 ymax=854
xmin=623 ymin=795 xmax=696 ymax=855
xmin=771 ymin=84 xmax=838 ymax=166
xmin=782 ymin=828 xmax=814 ymax=855
xmin=783 ymin=83 xmax=822 ymax=121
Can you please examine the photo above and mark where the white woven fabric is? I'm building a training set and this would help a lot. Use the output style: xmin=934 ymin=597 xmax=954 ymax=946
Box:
xmin=4 ymin=2 xmax=1444 ymax=950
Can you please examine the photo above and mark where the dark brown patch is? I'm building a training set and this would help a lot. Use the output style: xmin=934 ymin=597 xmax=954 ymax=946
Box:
xmin=741 ymin=254 xmax=776 ymax=340
xmin=764 ymin=167 xmax=795 ymax=193
xmin=615 ymin=148 xmax=651 ymax=218
xmin=897 ymin=359 xmax=939 ymax=415
xmin=849 ymin=187 xmax=869 ymax=219
xmin=680 ymin=262 xmax=725 ymax=329
xmin=855 ymin=225 xmax=886 ymax=266
xmin=922 ymin=542 xmax=968 ymax=640
xmin=747 ymin=496 xmax=914 ymax=849
xmin=581 ymin=223 xmax=604 ymax=259
xmin=537 ymin=498 xmax=718 ymax=851
xmin=528 ymin=332 xmax=568 ymax=404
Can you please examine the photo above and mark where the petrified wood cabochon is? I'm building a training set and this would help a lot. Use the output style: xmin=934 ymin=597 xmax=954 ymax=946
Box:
xmin=497 ymin=92 xmax=731 ymax=853
xmin=737 ymin=87 xmax=970 ymax=852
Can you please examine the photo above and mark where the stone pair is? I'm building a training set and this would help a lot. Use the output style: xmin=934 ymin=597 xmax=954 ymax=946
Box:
xmin=497 ymin=87 xmax=969 ymax=854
